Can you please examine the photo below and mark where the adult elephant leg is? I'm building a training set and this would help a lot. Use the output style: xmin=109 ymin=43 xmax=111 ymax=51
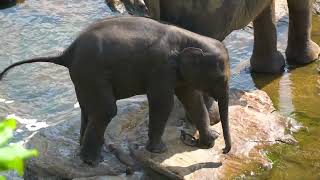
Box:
xmin=250 ymin=0 xmax=285 ymax=73
xmin=286 ymin=0 xmax=320 ymax=64
xmin=79 ymin=109 xmax=88 ymax=145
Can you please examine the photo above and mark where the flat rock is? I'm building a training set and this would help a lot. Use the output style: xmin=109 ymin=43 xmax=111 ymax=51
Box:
xmin=125 ymin=89 xmax=292 ymax=179
xmin=24 ymin=96 xmax=148 ymax=179
xmin=24 ymin=89 xmax=295 ymax=179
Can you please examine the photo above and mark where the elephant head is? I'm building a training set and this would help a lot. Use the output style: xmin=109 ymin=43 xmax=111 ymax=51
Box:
xmin=175 ymin=47 xmax=231 ymax=153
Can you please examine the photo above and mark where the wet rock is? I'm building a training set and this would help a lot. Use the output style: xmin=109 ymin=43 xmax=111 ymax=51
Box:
xmin=0 ymin=0 xmax=25 ymax=9
xmin=127 ymin=89 xmax=295 ymax=179
xmin=314 ymin=0 xmax=320 ymax=15
xmin=73 ymin=173 xmax=143 ymax=180
xmin=275 ymin=0 xmax=289 ymax=22
xmin=105 ymin=0 xmax=148 ymax=16
xmin=23 ymin=120 xmax=127 ymax=179
xmin=23 ymin=97 xmax=150 ymax=179
xmin=24 ymin=89 xmax=295 ymax=179
xmin=24 ymin=96 xmax=148 ymax=179
xmin=0 ymin=0 xmax=16 ymax=9
xmin=276 ymin=134 xmax=299 ymax=146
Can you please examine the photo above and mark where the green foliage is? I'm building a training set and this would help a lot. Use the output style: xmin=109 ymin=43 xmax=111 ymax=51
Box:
xmin=0 ymin=118 xmax=38 ymax=179
xmin=0 ymin=118 xmax=16 ymax=147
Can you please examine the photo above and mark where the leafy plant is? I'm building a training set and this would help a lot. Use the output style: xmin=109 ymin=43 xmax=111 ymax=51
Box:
xmin=0 ymin=118 xmax=38 ymax=179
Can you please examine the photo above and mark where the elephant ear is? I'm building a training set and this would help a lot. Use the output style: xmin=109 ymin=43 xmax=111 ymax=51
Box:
xmin=178 ymin=47 xmax=205 ymax=65
xmin=180 ymin=47 xmax=204 ymax=58
xmin=176 ymin=47 xmax=206 ymax=82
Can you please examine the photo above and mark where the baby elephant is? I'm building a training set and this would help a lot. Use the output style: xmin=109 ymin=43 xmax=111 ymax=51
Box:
xmin=0 ymin=16 xmax=231 ymax=165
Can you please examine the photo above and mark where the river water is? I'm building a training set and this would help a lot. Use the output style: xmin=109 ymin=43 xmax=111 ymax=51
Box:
xmin=0 ymin=0 xmax=319 ymax=179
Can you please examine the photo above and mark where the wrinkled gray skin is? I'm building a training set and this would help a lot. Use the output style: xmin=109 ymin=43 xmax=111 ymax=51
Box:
xmin=0 ymin=16 xmax=231 ymax=166
xmin=129 ymin=0 xmax=320 ymax=73
xmin=119 ymin=0 xmax=320 ymax=127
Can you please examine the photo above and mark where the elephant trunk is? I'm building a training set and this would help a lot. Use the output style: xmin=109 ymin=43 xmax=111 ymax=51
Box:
xmin=218 ymin=84 xmax=231 ymax=154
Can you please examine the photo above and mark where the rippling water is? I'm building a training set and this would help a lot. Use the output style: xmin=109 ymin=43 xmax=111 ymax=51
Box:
xmin=0 ymin=0 xmax=320 ymax=179
xmin=0 ymin=0 xmax=114 ymax=142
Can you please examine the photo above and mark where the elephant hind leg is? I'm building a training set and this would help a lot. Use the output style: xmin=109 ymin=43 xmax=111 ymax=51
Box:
xmin=286 ymin=0 xmax=320 ymax=65
xmin=74 ymin=79 xmax=117 ymax=166
xmin=250 ymin=0 xmax=285 ymax=73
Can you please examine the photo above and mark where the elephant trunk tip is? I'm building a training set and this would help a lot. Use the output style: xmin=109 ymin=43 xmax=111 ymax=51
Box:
xmin=222 ymin=145 xmax=231 ymax=154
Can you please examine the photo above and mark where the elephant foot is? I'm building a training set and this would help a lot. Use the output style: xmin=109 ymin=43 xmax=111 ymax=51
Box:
xmin=286 ymin=40 xmax=320 ymax=65
xmin=199 ymin=129 xmax=219 ymax=148
xmin=146 ymin=140 xmax=167 ymax=153
xmin=80 ymin=146 xmax=103 ymax=166
xmin=250 ymin=50 xmax=285 ymax=73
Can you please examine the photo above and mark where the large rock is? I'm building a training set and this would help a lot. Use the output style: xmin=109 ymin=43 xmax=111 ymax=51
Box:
xmin=23 ymin=1 xmax=298 ymax=179
xmin=314 ymin=0 xmax=320 ymax=15
xmin=24 ymin=89 xmax=296 ymax=179
xmin=24 ymin=96 xmax=148 ymax=180
xmin=126 ymin=89 xmax=296 ymax=179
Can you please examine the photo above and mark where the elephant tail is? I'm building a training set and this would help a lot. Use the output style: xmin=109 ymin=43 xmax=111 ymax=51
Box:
xmin=0 ymin=42 xmax=75 ymax=80
xmin=0 ymin=55 xmax=65 ymax=80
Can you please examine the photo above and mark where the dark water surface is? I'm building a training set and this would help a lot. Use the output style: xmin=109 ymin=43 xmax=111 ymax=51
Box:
xmin=0 ymin=0 xmax=113 ymax=142
xmin=0 ymin=0 xmax=319 ymax=179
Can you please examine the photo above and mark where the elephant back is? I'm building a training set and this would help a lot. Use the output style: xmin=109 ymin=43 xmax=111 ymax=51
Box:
xmin=159 ymin=0 xmax=272 ymax=40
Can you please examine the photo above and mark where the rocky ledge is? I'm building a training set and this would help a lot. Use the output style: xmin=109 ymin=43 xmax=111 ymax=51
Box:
xmin=314 ymin=0 xmax=320 ymax=15
xmin=24 ymin=89 xmax=297 ymax=180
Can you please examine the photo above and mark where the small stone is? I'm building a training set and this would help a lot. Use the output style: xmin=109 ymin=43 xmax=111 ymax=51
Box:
xmin=276 ymin=135 xmax=299 ymax=146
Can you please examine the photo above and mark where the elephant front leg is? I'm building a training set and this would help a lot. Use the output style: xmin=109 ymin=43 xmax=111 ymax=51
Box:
xmin=251 ymin=0 xmax=285 ymax=73
xmin=286 ymin=0 xmax=320 ymax=65
xmin=175 ymin=87 xmax=218 ymax=148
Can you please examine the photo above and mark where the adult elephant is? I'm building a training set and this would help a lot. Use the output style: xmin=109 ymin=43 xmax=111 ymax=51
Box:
xmin=141 ymin=0 xmax=320 ymax=73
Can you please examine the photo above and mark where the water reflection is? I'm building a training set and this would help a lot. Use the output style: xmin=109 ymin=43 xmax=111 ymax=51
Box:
xmin=278 ymin=73 xmax=294 ymax=116
xmin=252 ymin=62 xmax=320 ymax=119
xmin=248 ymin=16 xmax=320 ymax=179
